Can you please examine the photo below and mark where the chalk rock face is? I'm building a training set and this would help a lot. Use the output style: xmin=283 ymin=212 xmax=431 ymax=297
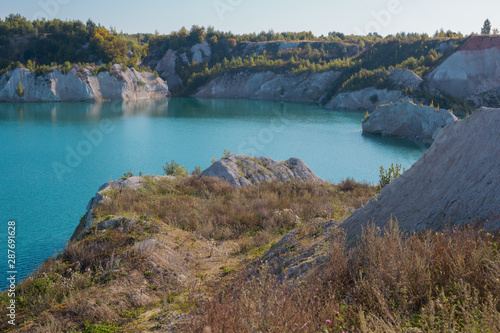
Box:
xmin=152 ymin=49 xmax=183 ymax=91
xmin=342 ymin=107 xmax=500 ymax=243
xmin=428 ymin=36 xmax=500 ymax=104
xmin=326 ymin=88 xmax=404 ymax=111
xmin=388 ymin=69 xmax=423 ymax=90
xmin=190 ymin=41 xmax=212 ymax=63
xmin=194 ymin=70 xmax=340 ymax=103
xmin=0 ymin=65 xmax=169 ymax=102
xmin=201 ymin=154 xmax=322 ymax=187
xmin=362 ymin=100 xmax=458 ymax=142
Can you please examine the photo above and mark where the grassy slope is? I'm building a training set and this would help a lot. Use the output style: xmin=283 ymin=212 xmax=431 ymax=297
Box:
xmin=0 ymin=176 xmax=376 ymax=332
xmin=1 ymin=176 xmax=499 ymax=332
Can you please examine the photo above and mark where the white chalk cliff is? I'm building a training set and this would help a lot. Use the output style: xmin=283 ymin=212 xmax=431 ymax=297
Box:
xmin=0 ymin=64 xmax=169 ymax=102
xmin=428 ymin=36 xmax=500 ymax=104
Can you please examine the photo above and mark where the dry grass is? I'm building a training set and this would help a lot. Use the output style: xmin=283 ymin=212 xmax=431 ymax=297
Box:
xmin=95 ymin=176 xmax=376 ymax=241
xmin=191 ymin=224 xmax=500 ymax=332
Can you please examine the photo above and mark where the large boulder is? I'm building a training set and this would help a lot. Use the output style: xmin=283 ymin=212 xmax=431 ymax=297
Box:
xmin=201 ymin=154 xmax=321 ymax=187
xmin=341 ymin=107 xmax=500 ymax=243
xmin=362 ymin=100 xmax=457 ymax=142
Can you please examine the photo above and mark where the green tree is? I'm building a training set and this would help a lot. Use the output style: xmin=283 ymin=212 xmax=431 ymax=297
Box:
xmin=16 ymin=82 xmax=24 ymax=97
xmin=163 ymin=160 xmax=188 ymax=177
xmin=481 ymin=19 xmax=492 ymax=35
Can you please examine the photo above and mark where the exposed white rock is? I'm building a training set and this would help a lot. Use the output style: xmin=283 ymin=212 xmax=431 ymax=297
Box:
xmin=201 ymin=154 xmax=322 ymax=187
xmin=342 ymin=107 xmax=500 ymax=243
xmin=362 ymin=100 xmax=457 ymax=142
xmin=194 ymin=70 xmax=340 ymax=103
xmin=326 ymin=88 xmax=404 ymax=111
xmin=190 ymin=41 xmax=212 ymax=63
xmin=0 ymin=64 xmax=169 ymax=102
xmin=428 ymin=36 xmax=500 ymax=104
xmin=154 ymin=49 xmax=183 ymax=91
xmin=388 ymin=69 xmax=423 ymax=90
xmin=434 ymin=39 xmax=458 ymax=54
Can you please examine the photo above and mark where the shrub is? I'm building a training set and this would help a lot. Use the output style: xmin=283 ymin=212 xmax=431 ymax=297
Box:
xmin=227 ymin=38 xmax=237 ymax=48
xmin=16 ymin=82 xmax=24 ymax=97
xmin=378 ymin=163 xmax=405 ymax=189
xmin=122 ymin=170 xmax=133 ymax=178
xmin=163 ymin=160 xmax=188 ymax=176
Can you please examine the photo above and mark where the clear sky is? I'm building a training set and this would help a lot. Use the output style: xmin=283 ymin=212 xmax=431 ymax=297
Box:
xmin=1 ymin=0 xmax=499 ymax=36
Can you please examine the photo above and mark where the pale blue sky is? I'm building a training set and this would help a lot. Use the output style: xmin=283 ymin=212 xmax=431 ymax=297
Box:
xmin=1 ymin=0 xmax=498 ymax=36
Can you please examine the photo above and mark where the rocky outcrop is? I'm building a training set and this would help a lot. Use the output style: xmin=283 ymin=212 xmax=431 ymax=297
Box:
xmin=362 ymin=100 xmax=457 ymax=142
xmin=152 ymin=49 xmax=183 ymax=91
xmin=71 ymin=176 xmax=173 ymax=240
xmin=388 ymin=69 xmax=423 ymax=89
xmin=326 ymin=87 xmax=404 ymax=111
xmin=190 ymin=41 xmax=212 ymax=64
xmin=0 ymin=65 xmax=169 ymax=102
xmin=341 ymin=107 xmax=500 ymax=243
xmin=194 ymin=70 xmax=340 ymax=103
xmin=201 ymin=154 xmax=321 ymax=187
xmin=427 ymin=36 xmax=500 ymax=105
xmin=262 ymin=218 xmax=337 ymax=282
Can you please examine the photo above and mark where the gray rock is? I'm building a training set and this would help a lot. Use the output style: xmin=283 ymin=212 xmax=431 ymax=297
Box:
xmin=388 ymin=69 xmax=423 ymax=90
xmin=427 ymin=36 xmax=500 ymax=105
xmin=201 ymin=154 xmax=322 ymax=187
xmin=262 ymin=219 xmax=337 ymax=282
xmin=341 ymin=107 xmax=500 ymax=243
xmin=362 ymin=100 xmax=458 ymax=142
xmin=326 ymin=87 xmax=404 ymax=111
xmin=190 ymin=41 xmax=212 ymax=63
xmin=0 ymin=65 xmax=169 ymax=102
xmin=194 ymin=70 xmax=340 ymax=103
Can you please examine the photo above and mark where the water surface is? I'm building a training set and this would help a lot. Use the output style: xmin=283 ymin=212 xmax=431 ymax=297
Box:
xmin=0 ymin=98 xmax=428 ymax=284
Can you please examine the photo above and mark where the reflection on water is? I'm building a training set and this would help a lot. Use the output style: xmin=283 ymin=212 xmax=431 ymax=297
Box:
xmin=0 ymin=98 xmax=428 ymax=285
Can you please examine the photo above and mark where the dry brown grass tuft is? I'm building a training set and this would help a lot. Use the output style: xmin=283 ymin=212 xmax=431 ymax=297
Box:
xmin=191 ymin=224 xmax=500 ymax=332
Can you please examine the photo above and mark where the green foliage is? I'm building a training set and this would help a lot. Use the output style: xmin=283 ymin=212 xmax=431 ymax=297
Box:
xmin=122 ymin=169 xmax=133 ymax=178
xmin=378 ymin=163 xmax=405 ymax=190
xmin=163 ymin=160 xmax=188 ymax=177
xmin=222 ymin=148 xmax=231 ymax=159
xmin=481 ymin=19 xmax=492 ymax=35
xmin=62 ymin=61 xmax=72 ymax=74
xmin=192 ymin=166 xmax=202 ymax=175
xmin=16 ymin=82 xmax=24 ymax=97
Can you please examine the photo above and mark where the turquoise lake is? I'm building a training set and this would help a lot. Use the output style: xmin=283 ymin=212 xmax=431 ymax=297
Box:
xmin=0 ymin=98 xmax=429 ymax=284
